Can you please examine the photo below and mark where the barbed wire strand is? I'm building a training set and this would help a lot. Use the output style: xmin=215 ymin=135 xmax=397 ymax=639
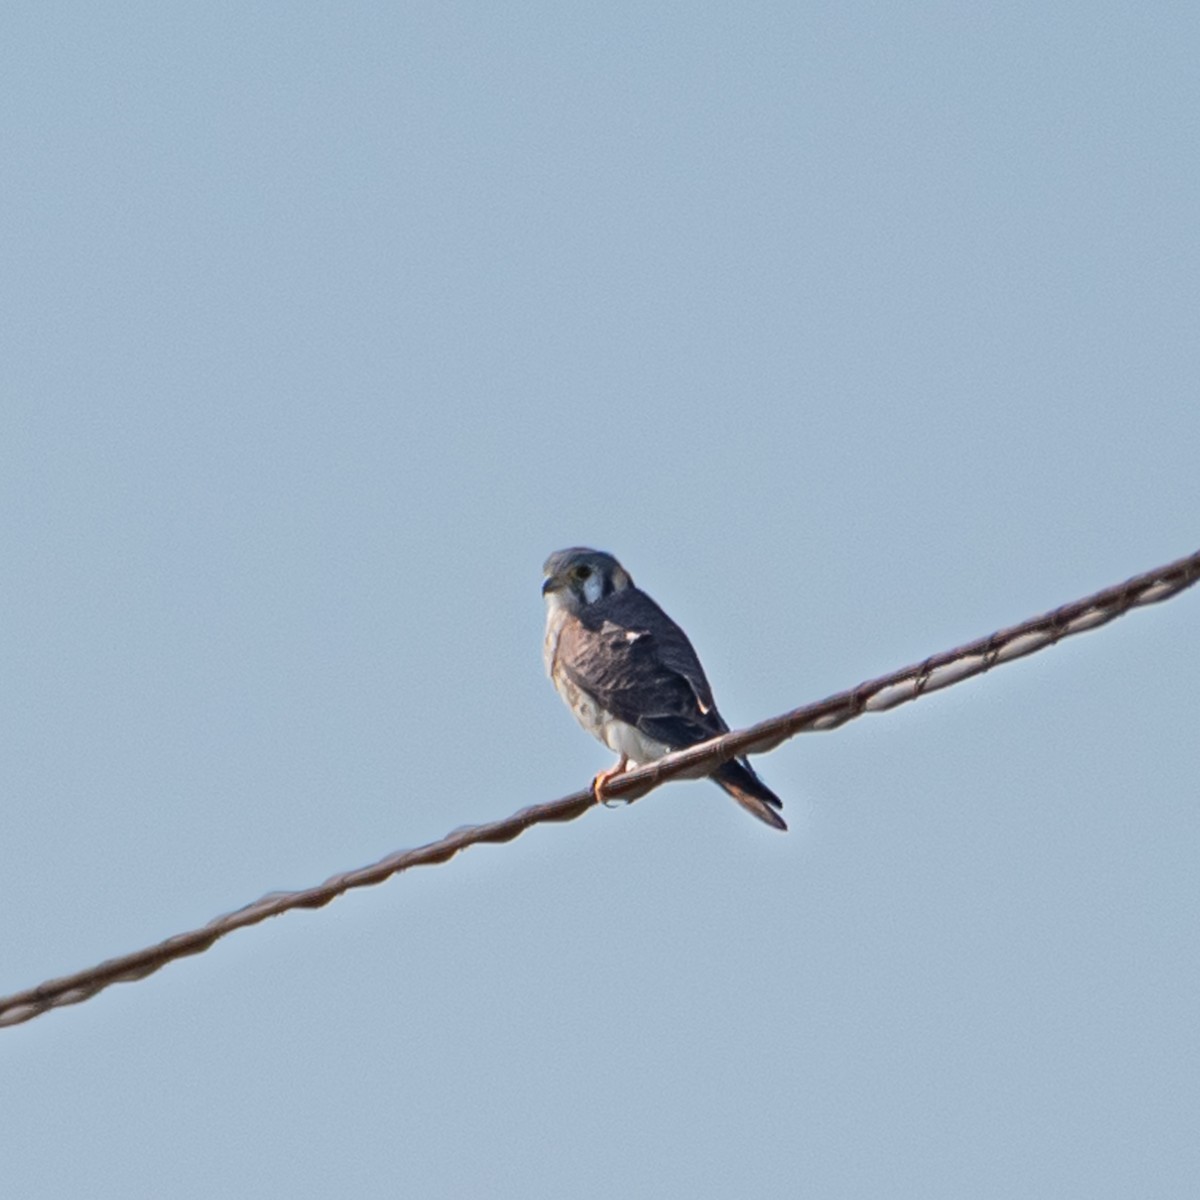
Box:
xmin=3 ymin=548 xmax=1197 ymax=1029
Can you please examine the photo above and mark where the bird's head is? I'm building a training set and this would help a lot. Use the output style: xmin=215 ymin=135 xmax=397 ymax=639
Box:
xmin=541 ymin=547 xmax=633 ymax=611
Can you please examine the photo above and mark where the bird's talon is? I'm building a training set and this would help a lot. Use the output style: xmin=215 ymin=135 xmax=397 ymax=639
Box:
xmin=591 ymin=755 xmax=630 ymax=808
xmin=592 ymin=775 xmax=619 ymax=808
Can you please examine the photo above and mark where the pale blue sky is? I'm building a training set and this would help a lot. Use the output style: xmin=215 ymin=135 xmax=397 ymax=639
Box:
xmin=3 ymin=3 xmax=1198 ymax=1197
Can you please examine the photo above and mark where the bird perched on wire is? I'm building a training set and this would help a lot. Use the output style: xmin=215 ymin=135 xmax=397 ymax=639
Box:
xmin=541 ymin=547 xmax=787 ymax=831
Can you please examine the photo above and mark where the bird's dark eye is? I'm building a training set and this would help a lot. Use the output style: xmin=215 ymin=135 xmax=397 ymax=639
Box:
xmin=573 ymin=565 xmax=592 ymax=581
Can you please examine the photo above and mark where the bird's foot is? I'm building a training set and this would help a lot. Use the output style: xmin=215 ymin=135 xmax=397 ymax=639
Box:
xmin=592 ymin=755 xmax=630 ymax=808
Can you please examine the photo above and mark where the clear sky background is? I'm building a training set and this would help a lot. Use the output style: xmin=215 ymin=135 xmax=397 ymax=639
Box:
xmin=3 ymin=4 xmax=1198 ymax=1197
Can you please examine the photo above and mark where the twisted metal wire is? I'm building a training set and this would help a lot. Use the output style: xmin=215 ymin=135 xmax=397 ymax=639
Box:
xmin=3 ymin=548 xmax=1197 ymax=1029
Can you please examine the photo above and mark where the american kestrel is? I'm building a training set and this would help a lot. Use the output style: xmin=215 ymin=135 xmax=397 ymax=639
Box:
xmin=542 ymin=547 xmax=787 ymax=831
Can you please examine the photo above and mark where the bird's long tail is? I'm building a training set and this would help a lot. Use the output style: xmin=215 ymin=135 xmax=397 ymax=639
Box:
xmin=712 ymin=759 xmax=787 ymax=831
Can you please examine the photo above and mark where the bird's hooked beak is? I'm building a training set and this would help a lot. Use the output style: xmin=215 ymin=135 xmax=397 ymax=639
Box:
xmin=541 ymin=576 xmax=560 ymax=596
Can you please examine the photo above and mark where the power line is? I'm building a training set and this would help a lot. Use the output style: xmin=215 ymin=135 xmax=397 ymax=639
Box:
xmin=2 ymin=548 xmax=1197 ymax=1029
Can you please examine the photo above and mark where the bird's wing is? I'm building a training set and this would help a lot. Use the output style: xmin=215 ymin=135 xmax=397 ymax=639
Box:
xmin=555 ymin=588 xmax=727 ymax=749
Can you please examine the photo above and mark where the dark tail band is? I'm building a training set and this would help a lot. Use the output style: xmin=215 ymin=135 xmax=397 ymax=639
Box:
xmin=712 ymin=759 xmax=787 ymax=832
